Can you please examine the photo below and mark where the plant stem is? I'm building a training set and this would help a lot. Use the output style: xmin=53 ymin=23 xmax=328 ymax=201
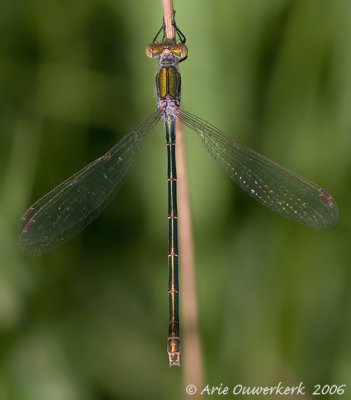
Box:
xmin=162 ymin=0 xmax=204 ymax=392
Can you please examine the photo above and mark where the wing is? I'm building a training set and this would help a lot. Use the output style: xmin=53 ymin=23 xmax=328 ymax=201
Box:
xmin=179 ymin=109 xmax=339 ymax=230
xmin=19 ymin=111 xmax=161 ymax=257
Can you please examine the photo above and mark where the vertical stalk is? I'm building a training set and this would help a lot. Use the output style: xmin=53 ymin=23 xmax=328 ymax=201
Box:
xmin=162 ymin=0 xmax=204 ymax=392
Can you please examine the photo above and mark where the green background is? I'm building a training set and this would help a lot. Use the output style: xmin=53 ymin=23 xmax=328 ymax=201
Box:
xmin=0 ymin=0 xmax=350 ymax=399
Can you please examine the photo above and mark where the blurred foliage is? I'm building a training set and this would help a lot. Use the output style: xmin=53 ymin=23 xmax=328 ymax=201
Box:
xmin=0 ymin=0 xmax=350 ymax=399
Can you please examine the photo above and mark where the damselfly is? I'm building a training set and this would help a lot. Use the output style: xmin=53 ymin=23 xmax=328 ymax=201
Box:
xmin=18 ymin=20 xmax=339 ymax=367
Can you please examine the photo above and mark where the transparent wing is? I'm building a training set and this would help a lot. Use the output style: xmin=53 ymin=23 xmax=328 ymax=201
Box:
xmin=179 ymin=109 xmax=339 ymax=230
xmin=19 ymin=111 xmax=161 ymax=257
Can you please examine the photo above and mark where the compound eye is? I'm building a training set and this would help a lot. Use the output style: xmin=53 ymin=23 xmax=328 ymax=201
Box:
xmin=146 ymin=43 xmax=162 ymax=59
xmin=170 ymin=44 xmax=187 ymax=59
xmin=177 ymin=43 xmax=188 ymax=59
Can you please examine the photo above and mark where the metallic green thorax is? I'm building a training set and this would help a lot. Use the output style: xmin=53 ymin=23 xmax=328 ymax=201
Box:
xmin=156 ymin=66 xmax=181 ymax=100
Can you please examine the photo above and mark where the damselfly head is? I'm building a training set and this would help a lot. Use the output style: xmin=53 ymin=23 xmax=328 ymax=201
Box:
xmin=146 ymin=43 xmax=188 ymax=62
